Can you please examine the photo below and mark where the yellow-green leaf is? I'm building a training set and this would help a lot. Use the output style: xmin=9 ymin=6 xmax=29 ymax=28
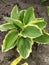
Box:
xmin=3 ymin=17 xmax=23 ymax=29
xmin=18 ymin=10 xmax=26 ymax=22
xmin=22 ymin=25 xmax=42 ymax=38
xmin=17 ymin=37 xmax=33 ymax=59
xmin=30 ymin=18 xmax=47 ymax=29
xmin=3 ymin=17 xmax=14 ymax=24
xmin=0 ymin=23 xmax=15 ymax=31
xmin=2 ymin=29 xmax=18 ymax=52
xmin=23 ymin=7 xmax=35 ymax=24
xmin=35 ymin=22 xmax=46 ymax=29
xmin=11 ymin=5 xmax=18 ymax=19
xmin=13 ymin=19 xmax=23 ymax=29
xmin=34 ymin=31 xmax=49 ymax=44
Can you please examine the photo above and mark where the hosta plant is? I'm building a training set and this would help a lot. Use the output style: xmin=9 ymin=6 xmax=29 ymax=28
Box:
xmin=0 ymin=5 xmax=49 ymax=65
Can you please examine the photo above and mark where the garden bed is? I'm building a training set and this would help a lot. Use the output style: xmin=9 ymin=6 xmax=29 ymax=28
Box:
xmin=0 ymin=0 xmax=49 ymax=65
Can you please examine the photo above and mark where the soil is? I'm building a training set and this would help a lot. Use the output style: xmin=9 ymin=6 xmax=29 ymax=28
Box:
xmin=0 ymin=0 xmax=49 ymax=65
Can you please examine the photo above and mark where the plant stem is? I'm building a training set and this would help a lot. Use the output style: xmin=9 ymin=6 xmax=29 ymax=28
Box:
xmin=10 ymin=55 xmax=22 ymax=65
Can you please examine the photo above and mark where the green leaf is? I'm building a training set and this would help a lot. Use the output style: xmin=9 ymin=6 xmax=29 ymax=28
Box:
xmin=41 ymin=0 xmax=46 ymax=3
xmin=2 ymin=29 xmax=18 ymax=52
xmin=3 ymin=17 xmax=23 ymax=29
xmin=34 ymin=31 xmax=49 ymax=44
xmin=17 ymin=37 xmax=33 ymax=58
xmin=47 ymin=6 xmax=49 ymax=16
xmin=21 ymin=25 xmax=43 ymax=38
xmin=30 ymin=18 xmax=47 ymax=29
xmin=11 ymin=5 xmax=18 ymax=19
xmin=23 ymin=7 xmax=35 ymax=24
xmin=18 ymin=10 xmax=26 ymax=23
xmin=0 ymin=23 xmax=15 ymax=31
xmin=3 ymin=17 xmax=14 ymax=24
xmin=30 ymin=18 xmax=45 ymax=23
xmin=13 ymin=19 xmax=23 ymax=29
xmin=35 ymin=22 xmax=47 ymax=29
